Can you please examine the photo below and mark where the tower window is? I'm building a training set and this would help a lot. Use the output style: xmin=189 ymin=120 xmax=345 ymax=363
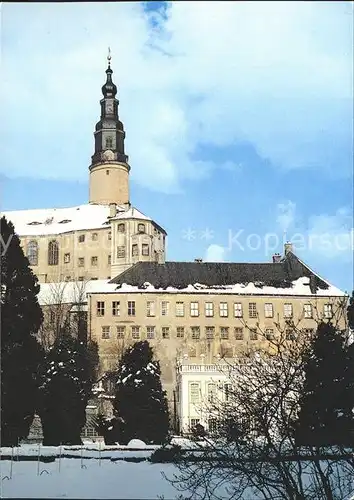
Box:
xmin=117 ymin=246 xmax=125 ymax=258
xmin=105 ymin=137 xmax=113 ymax=149
xmin=132 ymin=244 xmax=138 ymax=257
xmin=48 ymin=240 xmax=59 ymax=266
xmin=142 ymin=244 xmax=149 ymax=256
xmin=138 ymin=223 xmax=146 ymax=233
xmin=106 ymin=170 xmax=109 ymax=175
xmin=118 ymin=223 xmax=125 ymax=233
xmin=26 ymin=240 xmax=38 ymax=266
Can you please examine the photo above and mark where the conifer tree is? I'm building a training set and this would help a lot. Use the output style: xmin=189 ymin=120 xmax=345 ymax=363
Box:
xmin=347 ymin=291 xmax=354 ymax=332
xmin=38 ymin=333 xmax=98 ymax=445
xmin=295 ymin=321 xmax=353 ymax=446
xmin=1 ymin=216 xmax=44 ymax=446
xmin=113 ymin=340 xmax=169 ymax=444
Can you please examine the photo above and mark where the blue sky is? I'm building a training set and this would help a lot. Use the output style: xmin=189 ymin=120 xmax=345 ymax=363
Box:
xmin=1 ymin=1 xmax=353 ymax=292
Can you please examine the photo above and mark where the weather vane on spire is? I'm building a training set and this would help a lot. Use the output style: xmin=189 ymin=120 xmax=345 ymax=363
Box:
xmin=107 ymin=47 xmax=111 ymax=68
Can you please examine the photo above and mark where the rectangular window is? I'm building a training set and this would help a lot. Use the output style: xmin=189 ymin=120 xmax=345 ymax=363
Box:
xmin=108 ymin=254 xmax=111 ymax=265
xmin=249 ymin=302 xmax=257 ymax=319
xmin=146 ymin=300 xmax=156 ymax=317
xmin=116 ymin=326 xmax=125 ymax=339
xmin=128 ymin=301 xmax=135 ymax=316
xmin=112 ymin=301 xmax=120 ymax=316
xmin=224 ymin=383 xmax=232 ymax=402
xmin=221 ymin=346 xmax=233 ymax=358
xmin=303 ymin=304 xmax=313 ymax=319
xmin=117 ymin=246 xmax=125 ymax=258
xmin=142 ymin=244 xmax=149 ymax=256
xmin=91 ymin=256 xmax=98 ymax=266
xmin=264 ymin=303 xmax=274 ymax=318
xmin=219 ymin=302 xmax=228 ymax=317
xmin=64 ymin=253 xmax=70 ymax=264
xmin=176 ymin=326 xmax=185 ymax=338
xmin=78 ymin=234 xmax=85 ymax=243
xmin=208 ymin=418 xmax=218 ymax=433
xmin=324 ymin=303 xmax=333 ymax=319
xmin=101 ymin=326 xmax=110 ymax=339
xmin=78 ymin=257 xmax=85 ymax=267
xmin=138 ymin=223 xmax=146 ymax=233
xmin=205 ymin=302 xmax=214 ymax=317
xmin=220 ymin=326 xmax=229 ymax=339
xmin=132 ymin=326 xmax=140 ymax=340
xmin=132 ymin=244 xmax=138 ymax=257
xmin=97 ymin=301 xmax=105 ymax=316
xmin=118 ymin=223 xmax=125 ymax=233
xmin=234 ymin=302 xmax=243 ymax=318
xmin=147 ymin=326 xmax=155 ymax=339
xmin=190 ymin=383 xmax=200 ymax=403
xmin=205 ymin=326 xmax=215 ymax=340
xmin=284 ymin=303 xmax=293 ymax=318
xmin=161 ymin=301 xmax=170 ymax=316
xmin=303 ymin=328 xmax=315 ymax=335
xmin=190 ymin=302 xmax=199 ymax=317
xmin=78 ymin=276 xmax=84 ymax=281
xmin=265 ymin=328 xmax=274 ymax=340
xmin=207 ymin=383 xmax=216 ymax=403
xmin=249 ymin=328 xmax=257 ymax=340
xmin=191 ymin=326 xmax=200 ymax=340
xmin=92 ymin=232 xmax=98 ymax=241
xmin=234 ymin=327 xmax=244 ymax=340
xmin=285 ymin=329 xmax=296 ymax=341
xmin=162 ymin=327 xmax=170 ymax=339
xmin=190 ymin=418 xmax=200 ymax=428
xmin=175 ymin=302 xmax=185 ymax=317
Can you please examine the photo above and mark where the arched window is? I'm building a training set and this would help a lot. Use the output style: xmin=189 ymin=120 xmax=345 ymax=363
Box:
xmin=27 ymin=240 xmax=38 ymax=266
xmin=48 ymin=240 xmax=59 ymax=265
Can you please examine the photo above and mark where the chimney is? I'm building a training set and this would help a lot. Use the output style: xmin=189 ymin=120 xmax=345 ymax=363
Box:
xmin=194 ymin=258 xmax=203 ymax=263
xmin=272 ymin=253 xmax=282 ymax=263
xmin=284 ymin=242 xmax=293 ymax=256
xmin=109 ymin=203 xmax=117 ymax=218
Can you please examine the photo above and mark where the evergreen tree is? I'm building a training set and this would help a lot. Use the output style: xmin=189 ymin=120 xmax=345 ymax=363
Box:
xmin=38 ymin=333 xmax=98 ymax=445
xmin=1 ymin=216 xmax=44 ymax=446
xmin=113 ymin=341 xmax=169 ymax=444
xmin=295 ymin=321 xmax=354 ymax=446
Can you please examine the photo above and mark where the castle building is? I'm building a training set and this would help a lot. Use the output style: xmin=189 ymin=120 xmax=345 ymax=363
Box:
xmin=3 ymin=55 xmax=166 ymax=284
xmin=2 ymin=55 xmax=348 ymax=426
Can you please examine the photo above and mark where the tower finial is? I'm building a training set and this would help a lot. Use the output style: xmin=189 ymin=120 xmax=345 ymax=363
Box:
xmin=107 ymin=47 xmax=111 ymax=68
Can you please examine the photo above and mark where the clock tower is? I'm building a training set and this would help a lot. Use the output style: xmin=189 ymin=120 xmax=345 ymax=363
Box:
xmin=89 ymin=50 xmax=130 ymax=206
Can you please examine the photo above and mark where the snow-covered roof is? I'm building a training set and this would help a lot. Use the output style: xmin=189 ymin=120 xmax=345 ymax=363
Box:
xmin=37 ymin=279 xmax=117 ymax=306
xmin=93 ymin=277 xmax=345 ymax=297
xmin=108 ymin=256 xmax=346 ymax=296
xmin=1 ymin=204 xmax=155 ymax=237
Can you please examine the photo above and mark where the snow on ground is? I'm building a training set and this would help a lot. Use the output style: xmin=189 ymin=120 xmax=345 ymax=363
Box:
xmin=0 ymin=459 xmax=183 ymax=499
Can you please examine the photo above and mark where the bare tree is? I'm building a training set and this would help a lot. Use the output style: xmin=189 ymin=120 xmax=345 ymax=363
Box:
xmin=167 ymin=299 xmax=354 ymax=500
xmin=37 ymin=277 xmax=90 ymax=350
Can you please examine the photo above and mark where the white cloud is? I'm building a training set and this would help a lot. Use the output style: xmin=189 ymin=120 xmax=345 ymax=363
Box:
xmin=275 ymin=201 xmax=353 ymax=261
xmin=204 ymin=244 xmax=227 ymax=262
xmin=276 ymin=201 xmax=297 ymax=233
xmin=1 ymin=2 xmax=352 ymax=191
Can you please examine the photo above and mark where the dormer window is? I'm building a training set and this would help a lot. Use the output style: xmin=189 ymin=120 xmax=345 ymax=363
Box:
xmin=118 ymin=223 xmax=125 ymax=233
xmin=27 ymin=221 xmax=42 ymax=226
xmin=138 ymin=223 xmax=145 ymax=233
xmin=59 ymin=219 xmax=71 ymax=224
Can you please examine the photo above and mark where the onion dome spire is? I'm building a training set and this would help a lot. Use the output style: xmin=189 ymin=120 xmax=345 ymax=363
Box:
xmin=102 ymin=47 xmax=117 ymax=98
